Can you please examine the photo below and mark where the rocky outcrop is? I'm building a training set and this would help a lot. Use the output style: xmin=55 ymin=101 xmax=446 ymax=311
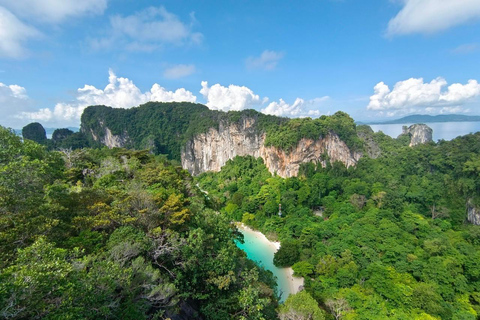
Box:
xmin=357 ymin=126 xmax=381 ymax=158
xmin=400 ymin=124 xmax=433 ymax=147
xmin=87 ymin=122 xmax=130 ymax=149
xmin=261 ymin=134 xmax=362 ymax=177
xmin=181 ymin=118 xmax=362 ymax=178
xmin=181 ymin=118 xmax=264 ymax=176
xmin=467 ymin=200 xmax=480 ymax=225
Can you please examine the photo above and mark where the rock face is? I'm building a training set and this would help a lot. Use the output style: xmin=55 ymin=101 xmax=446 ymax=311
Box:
xmin=181 ymin=118 xmax=264 ymax=176
xmin=181 ymin=118 xmax=362 ymax=178
xmin=261 ymin=135 xmax=362 ymax=177
xmin=467 ymin=200 xmax=480 ymax=225
xmin=87 ymin=123 xmax=130 ymax=149
xmin=400 ymin=124 xmax=433 ymax=147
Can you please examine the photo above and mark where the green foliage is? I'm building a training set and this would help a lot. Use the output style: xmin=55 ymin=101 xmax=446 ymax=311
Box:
xmin=22 ymin=122 xmax=47 ymax=144
xmin=0 ymin=126 xmax=279 ymax=319
xmin=196 ymin=131 xmax=480 ymax=320
xmin=278 ymin=291 xmax=325 ymax=320
xmin=274 ymin=240 xmax=300 ymax=267
xmin=264 ymin=111 xmax=362 ymax=152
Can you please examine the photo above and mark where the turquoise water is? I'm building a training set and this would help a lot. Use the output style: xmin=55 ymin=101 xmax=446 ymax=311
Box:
xmin=235 ymin=228 xmax=292 ymax=302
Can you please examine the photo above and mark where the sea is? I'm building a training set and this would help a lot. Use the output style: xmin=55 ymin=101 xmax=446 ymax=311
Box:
xmin=368 ymin=122 xmax=480 ymax=141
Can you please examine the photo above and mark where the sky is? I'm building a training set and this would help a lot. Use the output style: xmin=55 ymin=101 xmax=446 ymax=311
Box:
xmin=0 ymin=0 xmax=480 ymax=128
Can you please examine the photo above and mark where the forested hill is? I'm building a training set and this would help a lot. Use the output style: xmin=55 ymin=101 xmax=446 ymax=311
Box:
xmin=80 ymin=102 xmax=363 ymax=161
xmin=80 ymin=102 xmax=286 ymax=160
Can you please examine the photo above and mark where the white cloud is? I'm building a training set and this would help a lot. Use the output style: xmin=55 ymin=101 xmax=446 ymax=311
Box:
xmin=91 ymin=6 xmax=202 ymax=52
xmin=246 ymin=50 xmax=285 ymax=70
xmin=367 ymin=77 xmax=480 ymax=115
xmin=0 ymin=6 xmax=41 ymax=58
xmin=164 ymin=64 xmax=196 ymax=79
xmin=0 ymin=0 xmax=107 ymax=23
xmin=261 ymin=96 xmax=329 ymax=117
xmin=200 ymin=81 xmax=262 ymax=111
xmin=19 ymin=69 xmax=197 ymax=126
xmin=0 ymin=81 xmax=36 ymax=127
xmin=387 ymin=0 xmax=480 ymax=36
xmin=200 ymin=80 xmax=329 ymax=116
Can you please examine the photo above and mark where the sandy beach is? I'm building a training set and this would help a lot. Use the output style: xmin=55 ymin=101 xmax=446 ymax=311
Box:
xmin=235 ymin=222 xmax=304 ymax=296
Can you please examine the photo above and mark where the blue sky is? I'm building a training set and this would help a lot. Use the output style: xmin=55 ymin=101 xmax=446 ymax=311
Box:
xmin=0 ymin=0 xmax=480 ymax=128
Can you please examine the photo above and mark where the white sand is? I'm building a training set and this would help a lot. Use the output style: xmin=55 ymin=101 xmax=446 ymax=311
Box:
xmin=235 ymin=222 xmax=304 ymax=295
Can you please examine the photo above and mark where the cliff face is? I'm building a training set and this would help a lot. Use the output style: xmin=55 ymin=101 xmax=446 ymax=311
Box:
xmin=400 ymin=124 xmax=433 ymax=147
xmin=181 ymin=118 xmax=264 ymax=176
xmin=467 ymin=200 xmax=480 ymax=225
xmin=261 ymin=134 xmax=361 ymax=177
xmin=181 ymin=118 xmax=362 ymax=178
xmin=86 ymin=122 xmax=130 ymax=149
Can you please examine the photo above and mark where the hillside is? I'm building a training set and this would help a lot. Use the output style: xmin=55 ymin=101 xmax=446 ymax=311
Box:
xmin=80 ymin=102 xmax=365 ymax=177
xmin=0 ymin=126 xmax=280 ymax=319
xmin=197 ymin=131 xmax=480 ymax=319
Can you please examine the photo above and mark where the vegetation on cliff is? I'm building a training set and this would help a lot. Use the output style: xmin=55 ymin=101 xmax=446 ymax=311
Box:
xmin=80 ymin=103 xmax=362 ymax=161
xmin=0 ymin=126 xmax=279 ymax=319
xmin=197 ymin=132 xmax=480 ymax=319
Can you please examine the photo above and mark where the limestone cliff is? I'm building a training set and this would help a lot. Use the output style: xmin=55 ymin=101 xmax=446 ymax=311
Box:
xmin=400 ymin=124 xmax=433 ymax=147
xmin=181 ymin=118 xmax=264 ymax=176
xmin=86 ymin=122 xmax=130 ymax=149
xmin=181 ymin=118 xmax=362 ymax=178
xmin=467 ymin=200 xmax=480 ymax=225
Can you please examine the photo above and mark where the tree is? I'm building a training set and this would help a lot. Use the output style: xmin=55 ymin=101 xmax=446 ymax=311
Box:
xmin=278 ymin=291 xmax=325 ymax=320
xmin=325 ymin=298 xmax=351 ymax=320
xmin=274 ymin=240 xmax=300 ymax=267
xmin=292 ymin=261 xmax=314 ymax=278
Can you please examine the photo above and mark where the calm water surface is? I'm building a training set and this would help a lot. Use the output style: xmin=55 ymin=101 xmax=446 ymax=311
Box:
xmin=235 ymin=229 xmax=291 ymax=302
xmin=369 ymin=122 xmax=480 ymax=141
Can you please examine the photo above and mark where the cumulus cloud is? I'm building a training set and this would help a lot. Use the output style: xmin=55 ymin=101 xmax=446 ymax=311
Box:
xmin=91 ymin=6 xmax=203 ymax=52
xmin=246 ymin=50 xmax=285 ymax=70
xmin=0 ymin=7 xmax=41 ymax=58
xmin=200 ymin=81 xmax=263 ymax=111
xmin=387 ymin=0 xmax=480 ymax=36
xmin=367 ymin=77 xmax=480 ymax=115
xmin=0 ymin=0 xmax=107 ymax=23
xmin=19 ymin=69 xmax=197 ymax=126
xmin=200 ymin=80 xmax=329 ymax=116
xmin=0 ymin=81 xmax=36 ymax=127
xmin=163 ymin=64 xmax=196 ymax=79
xmin=261 ymin=96 xmax=329 ymax=117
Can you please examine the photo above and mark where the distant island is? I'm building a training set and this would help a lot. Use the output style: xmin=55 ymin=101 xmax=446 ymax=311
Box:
xmin=360 ymin=114 xmax=480 ymax=125
xmin=14 ymin=126 xmax=79 ymax=136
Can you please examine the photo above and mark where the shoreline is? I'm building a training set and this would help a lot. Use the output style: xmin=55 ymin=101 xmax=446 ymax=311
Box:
xmin=235 ymin=222 xmax=304 ymax=296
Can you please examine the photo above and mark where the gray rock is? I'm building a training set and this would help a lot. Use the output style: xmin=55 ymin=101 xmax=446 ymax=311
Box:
xmin=399 ymin=124 xmax=433 ymax=147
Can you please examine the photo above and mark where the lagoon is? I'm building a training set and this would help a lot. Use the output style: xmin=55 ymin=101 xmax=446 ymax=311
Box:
xmin=235 ymin=226 xmax=303 ymax=302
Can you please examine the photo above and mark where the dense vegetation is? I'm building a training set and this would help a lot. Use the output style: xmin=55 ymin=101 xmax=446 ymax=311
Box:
xmin=7 ymin=104 xmax=480 ymax=319
xmin=0 ymin=126 xmax=282 ymax=319
xmin=264 ymin=111 xmax=363 ymax=151
xmin=21 ymin=122 xmax=89 ymax=150
xmin=80 ymin=103 xmax=285 ymax=160
xmin=197 ymin=131 xmax=480 ymax=319
xmin=80 ymin=103 xmax=361 ymax=160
